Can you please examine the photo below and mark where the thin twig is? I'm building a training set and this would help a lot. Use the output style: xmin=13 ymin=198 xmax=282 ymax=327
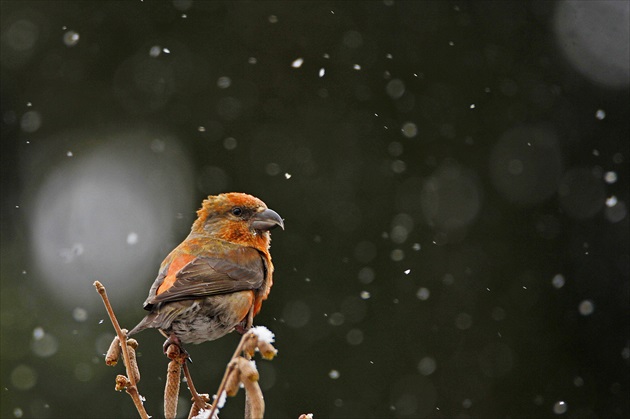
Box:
xmin=94 ymin=281 xmax=136 ymax=387
xmin=188 ymin=393 xmax=211 ymax=419
xmin=94 ymin=281 xmax=149 ymax=419
xmin=206 ymin=333 xmax=251 ymax=419
xmin=183 ymin=361 xmax=209 ymax=412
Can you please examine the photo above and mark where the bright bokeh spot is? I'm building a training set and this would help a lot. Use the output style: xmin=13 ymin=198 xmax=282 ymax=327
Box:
xmin=554 ymin=0 xmax=630 ymax=89
xmin=29 ymin=130 xmax=193 ymax=308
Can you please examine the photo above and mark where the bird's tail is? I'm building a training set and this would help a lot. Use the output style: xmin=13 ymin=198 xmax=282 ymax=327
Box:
xmin=128 ymin=303 xmax=186 ymax=337
xmin=127 ymin=314 xmax=156 ymax=337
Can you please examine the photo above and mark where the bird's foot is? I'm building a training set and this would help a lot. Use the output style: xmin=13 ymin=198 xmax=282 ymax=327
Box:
xmin=163 ymin=335 xmax=193 ymax=363
xmin=234 ymin=321 xmax=249 ymax=335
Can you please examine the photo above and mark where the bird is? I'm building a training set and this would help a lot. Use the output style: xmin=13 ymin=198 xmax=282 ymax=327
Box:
xmin=128 ymin=192 xmax=283 ymax=356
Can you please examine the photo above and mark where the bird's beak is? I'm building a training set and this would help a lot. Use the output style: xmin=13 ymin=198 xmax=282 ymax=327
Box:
xmin=251 ymin=208 xmax=284 ymax=231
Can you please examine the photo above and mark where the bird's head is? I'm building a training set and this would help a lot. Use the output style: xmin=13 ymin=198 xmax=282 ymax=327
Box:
xmin=192 ymin=192 xmax=284 ymax=251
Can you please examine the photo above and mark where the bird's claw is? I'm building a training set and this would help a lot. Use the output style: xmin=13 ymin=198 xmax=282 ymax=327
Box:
xmin=163 ymin=335 xmax=193 ymax=363
xmin=234 ymin=323 xmax=248 ymax=335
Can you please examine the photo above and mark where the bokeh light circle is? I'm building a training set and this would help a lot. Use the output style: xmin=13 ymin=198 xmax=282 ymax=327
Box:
xmin=11 ymin=365 xmax=37 ymax=391
xmin=28 ymin=130 xmax=194 ymax=309
xmin=554 ymin=0 xmax=630 ymax=89
xmin=421 ymin=161 xmax=481 ymax=232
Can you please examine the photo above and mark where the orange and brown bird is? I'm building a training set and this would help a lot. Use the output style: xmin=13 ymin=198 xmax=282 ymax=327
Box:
xmin=129 ymin=192 xmax=283 ymax=355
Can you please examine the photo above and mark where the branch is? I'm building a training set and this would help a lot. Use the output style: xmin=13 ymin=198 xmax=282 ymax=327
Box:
xmin=204 ymin=327 xmax=278 ymax=419
xmin=183 ymin=361 xmax=211 ymax=414
xmin=94 ymin=281 xmax=149 ymax=419
xmin=95 ymin=281 xmax=286 ymax=419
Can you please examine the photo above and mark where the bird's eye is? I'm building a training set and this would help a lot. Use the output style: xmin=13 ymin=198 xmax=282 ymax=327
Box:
xmin=231 ymin=207 xmax=243 ymax=217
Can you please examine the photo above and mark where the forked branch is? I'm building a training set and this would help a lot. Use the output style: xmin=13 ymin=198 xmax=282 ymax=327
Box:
xmin=95 ymin=281 xmax=283 ymax=419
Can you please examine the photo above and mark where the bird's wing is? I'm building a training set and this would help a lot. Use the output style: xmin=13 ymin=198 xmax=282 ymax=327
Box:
xmin=145 ymin=246 xmax=267 ymax=306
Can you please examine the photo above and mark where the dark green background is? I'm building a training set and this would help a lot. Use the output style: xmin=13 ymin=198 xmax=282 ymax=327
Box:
xmin=1 ymin=1 xmax=628 ymax=418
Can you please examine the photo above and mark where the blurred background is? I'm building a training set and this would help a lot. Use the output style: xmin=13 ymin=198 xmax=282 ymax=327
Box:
xmin=1 ymin=1 xmax=628 ymax=418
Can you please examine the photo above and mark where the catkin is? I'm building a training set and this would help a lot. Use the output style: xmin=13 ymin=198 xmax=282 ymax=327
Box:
xmin=257 ymin=341 xmax=278 ymax=360
xmin=164 ymin=359 xmax=181 ymax=419
xmin=225 ymin=368 xmax=242 ymax=397
xmin=105 ymin=336 xmax=121 ymax=366
xmin=243 ymin=378 xmax=264 ymax=419
xmin=125 ymin=339 xmax=141 ymax=383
